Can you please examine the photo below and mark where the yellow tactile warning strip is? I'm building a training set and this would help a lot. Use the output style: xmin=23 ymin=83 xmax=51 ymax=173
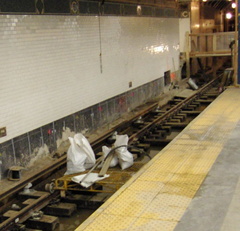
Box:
xmin=76 ymin=88 xmax=240 ymax=231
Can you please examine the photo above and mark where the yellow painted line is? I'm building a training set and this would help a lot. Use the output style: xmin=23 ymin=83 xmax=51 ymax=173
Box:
xmin=76 ymin=88 xmax=240 ymax=231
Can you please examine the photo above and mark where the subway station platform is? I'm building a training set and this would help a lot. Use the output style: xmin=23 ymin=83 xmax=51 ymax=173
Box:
xmin=76 ymin=87 xmax=240 ymax=231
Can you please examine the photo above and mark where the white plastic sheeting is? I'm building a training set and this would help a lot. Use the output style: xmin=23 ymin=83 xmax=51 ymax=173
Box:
xmin=72 ymin=173 xmax=109 ymax=188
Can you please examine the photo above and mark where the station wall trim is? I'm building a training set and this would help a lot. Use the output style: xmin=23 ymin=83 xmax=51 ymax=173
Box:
xmin=0 ymin=0 xmax=178 ymax=18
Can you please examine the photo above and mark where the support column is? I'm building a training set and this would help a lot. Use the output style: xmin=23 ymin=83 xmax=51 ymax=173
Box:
xmin=186 ymin=32 xmax=190 ymax=79
xmin=237 ymin=0 xmax=240 ymax=84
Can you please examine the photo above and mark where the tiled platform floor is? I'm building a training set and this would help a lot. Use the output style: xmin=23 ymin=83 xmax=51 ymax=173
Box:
xmin=76 ymin=87 xmax=240 ymax=231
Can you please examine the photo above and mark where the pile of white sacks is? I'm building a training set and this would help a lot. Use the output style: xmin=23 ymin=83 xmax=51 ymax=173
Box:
xmin=65 ymin=133 xmax=133 ymax=187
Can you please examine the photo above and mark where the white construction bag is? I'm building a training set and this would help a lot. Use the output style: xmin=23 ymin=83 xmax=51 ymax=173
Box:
xmin=65 ymin=137 xmax=87 ymax=175
xmin=74 ymin=133 xmax=96 ymax=169
xmin=114 ymin=135 xmax=133 ymax=170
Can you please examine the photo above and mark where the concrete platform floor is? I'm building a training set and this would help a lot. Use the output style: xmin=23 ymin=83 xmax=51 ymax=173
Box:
xmin=76 ymin=87 xmax=240 ymax=231
xmin=175 ymin=121 xmax=240 ymax=231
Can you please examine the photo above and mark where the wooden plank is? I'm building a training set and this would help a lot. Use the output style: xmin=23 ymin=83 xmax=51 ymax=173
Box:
xmin=98 ymin=154 xmax=114 ymax=177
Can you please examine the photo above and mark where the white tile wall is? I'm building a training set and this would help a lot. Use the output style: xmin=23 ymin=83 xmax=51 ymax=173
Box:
xmin=0 ymin=15 xmax=179 ymax=143
xmin=179 ymin=18 xmax=190 ymax=52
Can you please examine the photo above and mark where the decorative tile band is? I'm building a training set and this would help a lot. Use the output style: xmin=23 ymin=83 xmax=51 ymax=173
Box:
xmin=0 ymin=0 xmax=178 ymax=18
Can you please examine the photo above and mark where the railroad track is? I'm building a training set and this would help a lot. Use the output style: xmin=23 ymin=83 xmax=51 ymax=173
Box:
xmin=0 ymin=76 xmax=223 ymax=231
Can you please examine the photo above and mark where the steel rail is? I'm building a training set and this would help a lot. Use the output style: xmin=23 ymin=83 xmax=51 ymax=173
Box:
xmin=129 ymin=76 xmax=221 ymax=143
xmin=0 ymin=191 xmax=58 ymax=231
xmin=0 ymin=156 xmax=66 ymax=204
